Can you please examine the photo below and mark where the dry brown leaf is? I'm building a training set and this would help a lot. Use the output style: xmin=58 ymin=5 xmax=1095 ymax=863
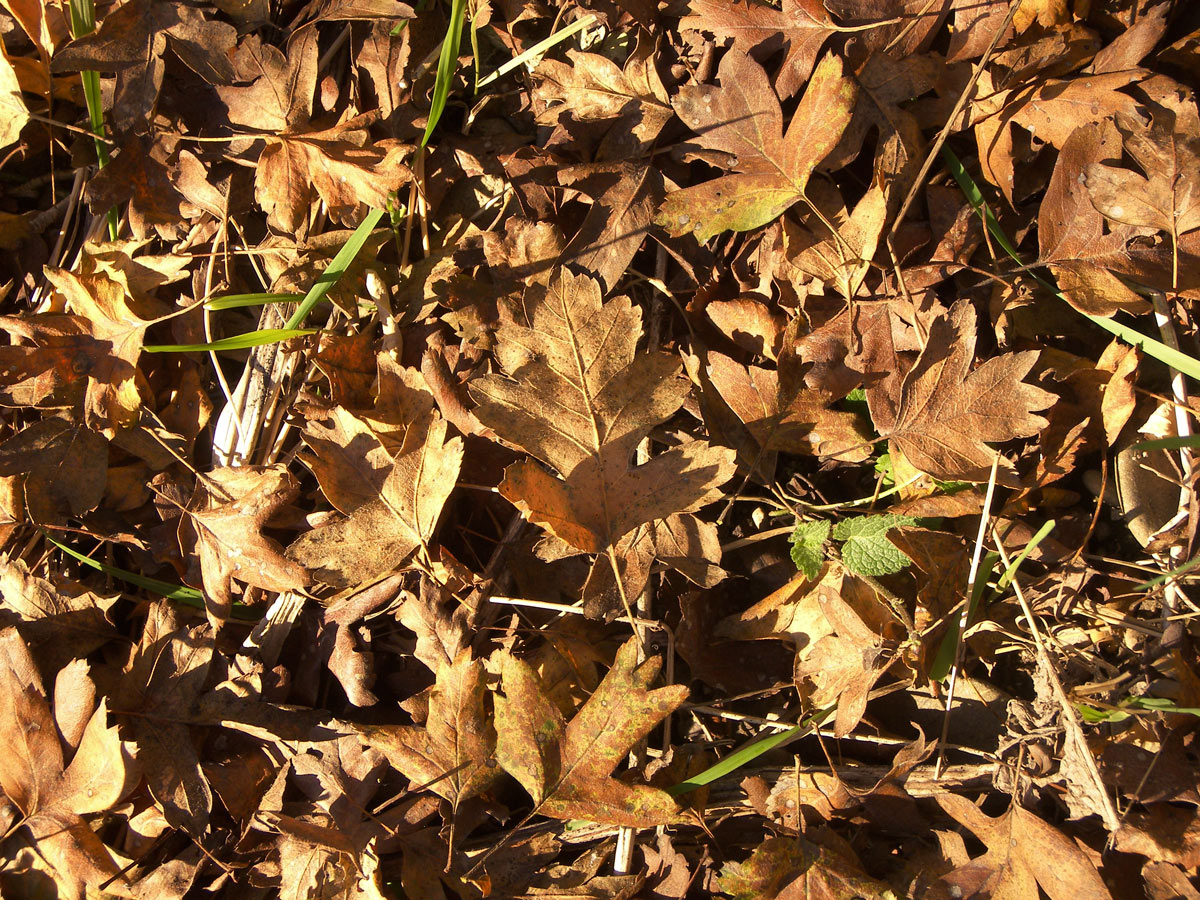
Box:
xmin=680 ymin=0 xmax=835 ymax=99
xmin=186 ymin=464 xmax=310 ymax=625
xmin=534 ymin=49 xmax=671 ymax=146
xmin=706 ymin=351 xmax=871 ymax=466
xmin=360 ymin=649 xmax=498 ymax=809
xmin=974 ymin=71 xmax=1143 ymax=204
xmin=494 ymin=636 xmax=688 ymax=827
xmin=469 ymin=269 xmax=735 ymax=566
xmin=50 ymin=0 xmax=237 ymax=131
xmin=1038 ymin=122 xmax=1152 ymax=316
xmin=932 ymin=794 xmax=1113 ymax=900
xmin=43 ymin=267 xmax=153 ymax=434
xmin=1085 ymin=103 xmax=1200 ymax=273
xmin=559 ymin=163 xmax=664 ymax=295
xmin=882 ymin=301 xmax=1054 ymax=485
xmin=287 ymin=414 xmax=463 ymax=588
xmin=118 ymin=602 xmax=214 ymax=836
xmin=0 ymin=416 xmax=107 ymax=524
xmin=655 ymin=51 xmax=855 ymax=241
xmin=0 ymin=628 xmax=133 ymax=900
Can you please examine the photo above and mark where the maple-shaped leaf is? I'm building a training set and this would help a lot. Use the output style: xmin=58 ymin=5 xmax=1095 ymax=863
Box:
xmin=42 ymin=266 xmax=153 ymax=434
xmin=793 ymin=564 xmax=903 ymax=736
xmin=681 ymin=0 xmax=835 ymax=99
xmin=534 ymin=48 xmax=672 ymax=146
xmin=494 ymin=637 xmax=689 ymax=827
xmin=0 ymin=628 xmax=133 ymax=899
xmin=116 ymin=601 xmax=215 ymax=835
xmin=360 ymin=649 xmax=498 ymax=810
xmin=287 ymin=414 xmax=463 ymax=588
xmin=931 ymin=794 xmax=1113 ymax=900
xmin=655 ymin=51 xmax=855 ymax=242
xmin=468 ymin=269 xmax=736 ymax=558
xmin=50 ymin=0 xmax=238 ymax=133
xmin=185 ymin=464 xmax=310 ymax=626
xmin=706 ymin=351 xmax=871 ymax=472
xmin=1085 ymin=104 xmax=1200 ymax=271
xmin=881 ymin=301 xmax=1054 ymax=485
xmin=1038 ymin=122 xmax=1152 ymax=316
xmin=217 ymin=31 xmax=411 ymax=234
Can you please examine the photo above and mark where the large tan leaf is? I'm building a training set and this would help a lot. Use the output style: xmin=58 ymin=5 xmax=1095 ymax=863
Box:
xmin=0 ymin=629 xmax=131 ymax=899
xmin=360 ymin=650 xmax=498 ymax=809
xmin=1085 ymin=104 xmax=1200 ymax=262
xmin=287 ymin=415 xmax=463 ymax=588
xmin=1038 ymin=122 xmax=1152 ymax=316
xmin=494 ymin=637 xmax=688 ymax=827
xmin=681 ymin=0 xmax=834 ymax=99
xmin=469 ymin=269 xmax=735 ymax=560
xmin=933 ymin=795 xmax=1112 ymax=900
xmin=655 ymin=51 xmax=855 ymax=241
xmin=882 ymin=301 xmax=1054 ymax=485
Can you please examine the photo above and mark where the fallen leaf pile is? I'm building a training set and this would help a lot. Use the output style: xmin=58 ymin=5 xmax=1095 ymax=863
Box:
xmin=0 ymin=0 xmax=1198 ymax=896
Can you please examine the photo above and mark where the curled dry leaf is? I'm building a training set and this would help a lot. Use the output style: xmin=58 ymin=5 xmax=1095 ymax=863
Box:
xmin=186 ymin=464 xmax=310 ymax=625
xmin=494 ymin=637 xmax=689 ymax=828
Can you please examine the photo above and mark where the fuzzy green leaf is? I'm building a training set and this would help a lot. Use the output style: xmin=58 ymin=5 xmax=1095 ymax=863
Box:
xmin=789 ymin=519 xmax=830 ymax=580
xmin=832 ymin=514 xmax=917 ymax=577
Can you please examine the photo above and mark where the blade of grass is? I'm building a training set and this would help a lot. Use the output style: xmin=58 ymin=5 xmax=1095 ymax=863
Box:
xmin=421 ymin=0 xmax=467 ymax=148
xmin=994 ymin=519 xmax=1055 ymax=593
xmin=67 ymin=0 xmax=118 ymax=239
xmin=144 ymin=328 xmax=316 ymax=353
xmin=667 ymin=705 xmax=835 ymax=796
xmin=1130 ymin=435 xmax=1200 ymax=452
xmin=205 ymin=292 xmax=303 ymax=310
xmin=941 ymin=147 xmax=1200 ymax=383
xmin=475 ymin=13 xmax=597 ymax=91
xmin=46 ymin=534 xmax=204 ymax=603
xmin=1135 ymin=553 xmax=1200 ymax=592
xmin=283 ymin=207 xmax=386 ymax=330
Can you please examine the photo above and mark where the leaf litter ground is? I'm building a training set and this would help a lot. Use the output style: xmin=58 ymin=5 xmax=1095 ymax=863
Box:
xmin=0 ymin=0 xmax=1199 ymax=897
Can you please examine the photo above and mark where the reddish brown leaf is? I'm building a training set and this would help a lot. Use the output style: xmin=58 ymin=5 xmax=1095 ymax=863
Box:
xmin=882 ymin=301 xmax=1054 ymax=484
xmin=494 ymin=637 xmax=688 ymax=827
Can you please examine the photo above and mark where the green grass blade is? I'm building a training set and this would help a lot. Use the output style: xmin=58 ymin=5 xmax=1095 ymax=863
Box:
xmin=46 ymin=534 xmax=205 ymax=603
xmin=421 ymin=0 xmax=467 ymax=148
xmin=205 ymin=292 xmax=303 ymax=310
xmin=941 ymin=147 xmax=1200 ymax=383
xmin=668 ymin=705 xmax=835 ymax=796
xmin=1130 ymin=435 xmax=1200 ymax=452
xmin=995 ymin=520 xmax=1054 ymax=593
xmin=1135 ymin=553 xmax=1200 ymax=592
xmin=68 ymin=0 xmax=118 ymax=239
xmin=144 ymin=328 xmax=316 ymax=353
xmin=283 ymin=207 xmax=386 ymax=330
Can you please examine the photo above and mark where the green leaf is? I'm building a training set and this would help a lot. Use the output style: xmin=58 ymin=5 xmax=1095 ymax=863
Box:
xmin=789 ymin=519 xmax=830 ymax=580
xmin=143 ymin=328 xmax=316 ymax=353
xmin=832 ymin=513 xmax=917 ymax=577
